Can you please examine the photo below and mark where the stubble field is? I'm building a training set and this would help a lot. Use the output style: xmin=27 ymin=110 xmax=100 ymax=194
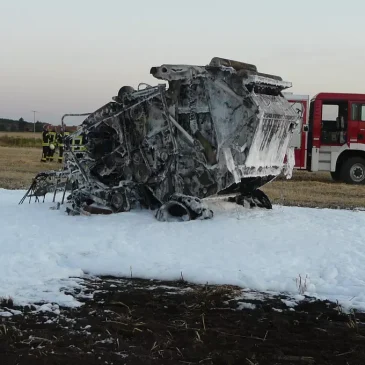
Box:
xmin=0 ymin=131 xmax=42 ymax=138
xmin=0 ymin=146 xmax=59 ymax=189
xmin=1 ymin=145 xmax=365 ymax=210
xmin=0 ymin=131 xmax=43 ymax=149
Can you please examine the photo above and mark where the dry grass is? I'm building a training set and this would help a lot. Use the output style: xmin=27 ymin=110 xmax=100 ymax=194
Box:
xmin=0 ymin=136 xmax=42 ymax=148
xmin=0 ymin=146 xmax=59 ymax=189
xmin=1 ymin=146 xmax=365 ymax=210
xmin=262 ymin=170 xmax=365 ymax=210
xmin=0 ymin=132 xmax=43 ymax=148
xmin=0 ymin=131 xmax=42 ymax=138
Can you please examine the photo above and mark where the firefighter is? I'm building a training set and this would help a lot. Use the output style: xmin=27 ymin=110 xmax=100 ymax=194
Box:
xmin=48 ymin=127 xmax=57 ymax=162
xmin=57 ymin=128 xmax=71 ymax=163
xmin=41 ymin=125 xmax=50 ymax=162
xmin=54 ymin=127 xmax=59 ymax=153
xmin=57 ymin=128 xmax=65 ymax=163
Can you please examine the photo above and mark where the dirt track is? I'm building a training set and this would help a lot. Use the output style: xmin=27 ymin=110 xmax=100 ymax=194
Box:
xmin=1 ymin=277 xmax=364 ymax=365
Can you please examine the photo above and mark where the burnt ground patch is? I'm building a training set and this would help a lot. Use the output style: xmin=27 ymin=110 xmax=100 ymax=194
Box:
xmin=0 ymin=277 xmax=364 ymax=365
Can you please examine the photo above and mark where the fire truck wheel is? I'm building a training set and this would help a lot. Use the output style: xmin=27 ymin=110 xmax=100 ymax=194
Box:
xmin=341 ymin=157 xmax=365 ymax=184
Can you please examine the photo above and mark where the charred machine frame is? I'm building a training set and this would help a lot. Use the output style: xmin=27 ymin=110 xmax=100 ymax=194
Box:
xmin=20 ymin=57 xmax=299 ymax=221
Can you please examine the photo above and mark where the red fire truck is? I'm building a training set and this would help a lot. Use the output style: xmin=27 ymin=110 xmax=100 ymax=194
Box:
xmin=284 ymin=92 xmax=365 ymax=184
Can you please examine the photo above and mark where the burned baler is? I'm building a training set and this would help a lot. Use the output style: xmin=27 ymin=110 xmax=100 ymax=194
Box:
xmin=22 ymin=57 xmax=299 ymax=220
xmin=147 ymin=58 xmax=299 ymax=210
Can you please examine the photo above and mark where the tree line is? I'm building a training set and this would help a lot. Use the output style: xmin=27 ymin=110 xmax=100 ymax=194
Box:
xmin=0 ymin=117 xmax=46 ymax=132
xmin=0 ymin=118 xmax=78 ymax=133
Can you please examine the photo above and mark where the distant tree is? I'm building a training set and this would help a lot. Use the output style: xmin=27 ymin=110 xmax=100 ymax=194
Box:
xmin=18 ymin=117 xmax=27 ymax=132
xmin=35 ymin=121 xmax=43 ymax=132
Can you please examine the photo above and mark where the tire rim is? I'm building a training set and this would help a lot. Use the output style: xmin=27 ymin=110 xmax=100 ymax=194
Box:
xmin=350 ymin=163 xmax=365 ymax=182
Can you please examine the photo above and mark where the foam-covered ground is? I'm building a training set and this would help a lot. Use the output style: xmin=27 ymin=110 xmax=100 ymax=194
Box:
xmin=1 ymin=189 xmax=365 ymax=311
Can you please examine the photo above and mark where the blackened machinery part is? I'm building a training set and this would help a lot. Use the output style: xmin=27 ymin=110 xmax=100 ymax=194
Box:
xmin=66 ymin=146 xmax=91 ymax=185
xmin=159 ymin=87 xmax=178 ymax=154
xmin=209 ymin=57 xmax=258 ymax=72
xmin=61 ymin=177 xmax=69 ymax=205
xmin=236 ymin=69 xmax=284 ymax=82
xmin=82 ymin=204 xmax=113 ymax=215
xmin=110 ymin=192 xmax=125 ymax=212
xmin=18 ymin=180 xmax=36 ymax=205
xmin=52 ymin=178 xmax=60 ymax=202
xmin=251 ymin=189 xmax=272 ymax=209
xmin=256 ymin=72 xmax=283 ymax=81
xmin=168 ymin=114 xmax=195 ymax=146
xmin=155 ymin=200 xmax=192 ymax=222
xmin=194 ymin=130 xmax=217 ymax=165
xmin=61 ymin=113 xmax=92 ymax=131
xmin=229 ymin=188 xmax=272 ymax=210
xmin=118 ymin=86 xmax=135 ymax=99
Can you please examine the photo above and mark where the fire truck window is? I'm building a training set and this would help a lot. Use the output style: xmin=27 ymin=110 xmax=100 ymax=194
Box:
xmin=321 ymin=103 xmax=347 ymax=145
xmin=322 ymin=105 xmax=338 ymax=121
xmin=351 ymin=103 xmax=365 ymax=121
xmin=361 ymin=105 xmax=365 ymax=121
xmin=351 ymin=104 xmax=360 ymax=120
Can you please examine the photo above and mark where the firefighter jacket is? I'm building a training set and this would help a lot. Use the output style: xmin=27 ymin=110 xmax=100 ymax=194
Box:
xmin=57 ymin=131 xmax=70 ymax=147
xmin=42 ymin=130 xmax=50 ymax=146
xmin=48 ymin=131 xmax=56 ymax=145
xmin=56 ymin=133 xmax=63 ymax=147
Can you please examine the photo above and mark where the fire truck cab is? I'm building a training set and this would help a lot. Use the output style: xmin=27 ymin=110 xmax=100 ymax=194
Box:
xmin=284 ymin=92 xmax=365 ymax=184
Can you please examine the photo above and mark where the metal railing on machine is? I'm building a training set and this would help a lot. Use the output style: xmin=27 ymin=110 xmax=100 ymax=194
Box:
xmin=18 ymin=113 xmax=92 ymax=207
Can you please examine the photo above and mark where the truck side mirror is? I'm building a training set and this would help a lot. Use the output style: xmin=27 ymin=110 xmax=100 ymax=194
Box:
xmin=303 ymin=125 xmax=309 ymax=132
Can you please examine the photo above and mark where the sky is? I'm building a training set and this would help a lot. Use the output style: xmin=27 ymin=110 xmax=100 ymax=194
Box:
xmin=1 ymin=0 xmax=365 ymax=125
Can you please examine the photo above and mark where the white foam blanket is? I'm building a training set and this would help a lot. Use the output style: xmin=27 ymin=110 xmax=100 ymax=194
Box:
xmin=1 ymin=189 xmax=365 ymax=311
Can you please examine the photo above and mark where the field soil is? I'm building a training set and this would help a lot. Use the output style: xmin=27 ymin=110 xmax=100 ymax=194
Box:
xmin=1 ymin=277 xmax=365 ymax=365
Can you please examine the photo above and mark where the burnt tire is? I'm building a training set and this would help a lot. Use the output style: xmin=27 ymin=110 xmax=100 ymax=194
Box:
xmin=330 ymin=170 xmax=341 ymax=182
xmin=252 ymin=189 xmax=272 ymax=209
xmin=118 ymin=85 xmax=135 ymax=98
xmin=155 ymin=200 xmax=191 ymax=222
xmin=340 ymin=157 xmax=365 ymax=184
xmin=232 ymin=189 xmax=272 ymax=209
